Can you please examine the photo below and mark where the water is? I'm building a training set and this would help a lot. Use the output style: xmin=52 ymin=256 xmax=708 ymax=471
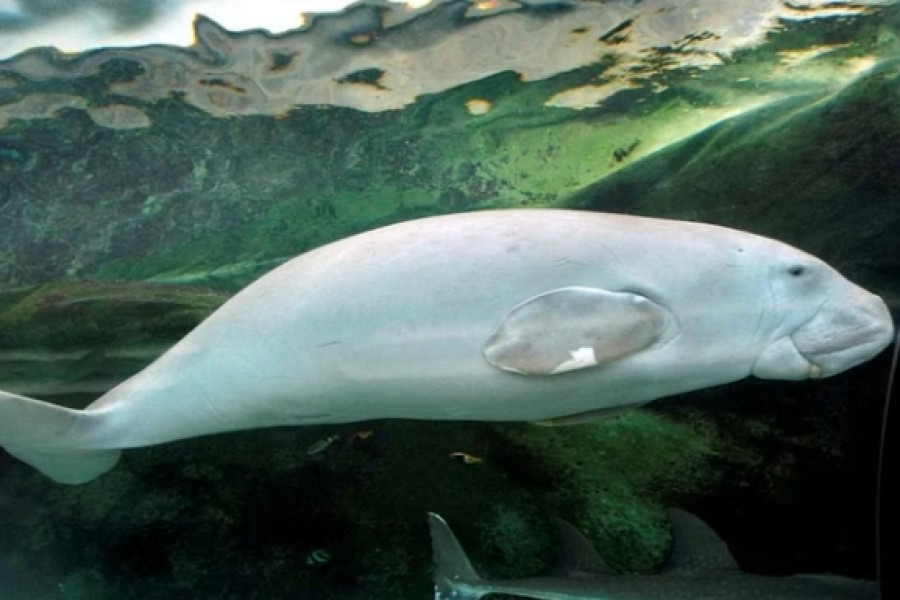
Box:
xmin=0 ymin=1 xmax=898 ymax=598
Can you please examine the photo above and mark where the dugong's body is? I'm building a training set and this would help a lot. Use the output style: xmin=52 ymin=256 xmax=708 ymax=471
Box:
xmin=0 ymin=210 xmax=894 ymax=483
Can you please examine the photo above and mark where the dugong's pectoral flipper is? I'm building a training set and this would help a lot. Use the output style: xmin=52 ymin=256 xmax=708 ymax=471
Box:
xmin=483 ymin=287 xmax=671 ymax=375
xmin=0 ymin=389 xmax=120 ymax=484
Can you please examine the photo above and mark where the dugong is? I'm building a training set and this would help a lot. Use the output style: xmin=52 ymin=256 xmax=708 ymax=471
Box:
xmin=0 ymin=210 xmax=894 ymax=484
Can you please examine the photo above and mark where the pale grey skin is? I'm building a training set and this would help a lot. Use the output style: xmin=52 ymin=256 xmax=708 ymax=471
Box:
xmin=428 ymin=509 xmax=879 ymax=600
xmin=0 ymin=210 xmax=894 ymax=483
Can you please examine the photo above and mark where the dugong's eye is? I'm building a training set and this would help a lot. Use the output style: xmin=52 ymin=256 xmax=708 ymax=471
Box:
xmin=787 ymin=265 xmax=806 ymax=277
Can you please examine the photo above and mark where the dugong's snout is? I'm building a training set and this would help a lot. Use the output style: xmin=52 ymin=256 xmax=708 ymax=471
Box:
xmin=791 ymin=288 xmax=894 ymax=378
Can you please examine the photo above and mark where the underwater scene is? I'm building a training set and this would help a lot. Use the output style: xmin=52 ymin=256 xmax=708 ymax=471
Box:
xmin=1 ymin=0 xmax=899 ymax=598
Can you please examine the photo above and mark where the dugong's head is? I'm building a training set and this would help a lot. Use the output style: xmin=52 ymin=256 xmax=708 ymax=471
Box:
xmin=752 ymin=252 xmax=894 ymax=380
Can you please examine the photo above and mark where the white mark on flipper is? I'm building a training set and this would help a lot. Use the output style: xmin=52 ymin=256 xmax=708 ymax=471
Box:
xmin=550 ymin=347 xmax=599 ymax=374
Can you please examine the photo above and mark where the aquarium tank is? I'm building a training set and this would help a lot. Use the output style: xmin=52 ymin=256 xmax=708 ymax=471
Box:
xmin=0 ymin=0 xmax=898 ymax=598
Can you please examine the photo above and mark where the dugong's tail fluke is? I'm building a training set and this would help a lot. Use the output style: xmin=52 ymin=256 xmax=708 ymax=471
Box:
xmin=0 ymin=389 xmax=120 ymax=484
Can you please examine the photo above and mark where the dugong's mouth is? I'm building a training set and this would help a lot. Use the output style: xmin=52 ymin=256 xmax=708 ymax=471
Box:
xmin=790 ymin=291 xmax=894 ymax=379
xmin=754 ymin=290 xmax=893 ymax=381
xmin=792 ymin=326 xmax=875 ymax=379
xmin=794 ymin=332 xmax=891 ymax=379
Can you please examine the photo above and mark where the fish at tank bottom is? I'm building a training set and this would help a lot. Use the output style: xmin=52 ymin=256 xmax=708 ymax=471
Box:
xmin=0 ymin=210 xmax=893 ymax=484
xmin=427 ymin=509 xmax=878 ymax=599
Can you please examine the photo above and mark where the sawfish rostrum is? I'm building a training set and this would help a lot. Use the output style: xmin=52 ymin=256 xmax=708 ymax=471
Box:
xmin=427 ymin=509 xmax=878 ymax=599
xmin=0 ymin=210 xmax=893 ymax=483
